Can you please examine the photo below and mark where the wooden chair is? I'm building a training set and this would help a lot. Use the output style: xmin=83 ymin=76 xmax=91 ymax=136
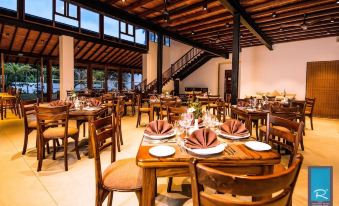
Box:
xmin=189 ymin=153 xmax=303 ymax=206
xmin=36 ymin=105 xmax=81 ymax=171
xmin=124 ymin=92 xmax=136 ymax=116
xmin=89 ymin=116 xmax=142 ymax=206
xmin=206 ymin=95 xmax=220 ymax=115
xmin=21 ymin=99 xmax=39 ymax=155
xmin=305 ymin=98 xmax=316 ymax=130
xmin=136 ymin=94 xmax=152 ymax=127
xmin=167 ymin=106 xmax=187 ymax=124
xmin=224 ymin=93 xmax=231 ymax=116
xmin=216 ymin=101 xmax=226 ymax=122
xmin=115 ymin=99 xmax=124 ymax=152
xmin=159 ymin=98 xmax=177 ymax=120
xmin=266 ymin=114 xmax=304 ymax=167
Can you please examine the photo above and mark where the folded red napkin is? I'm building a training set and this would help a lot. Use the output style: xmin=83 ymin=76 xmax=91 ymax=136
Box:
xmin=144 ymin=120 xmax=173 ymax=136
xmin=221 ymin=119 xmax=249 ymax=136
xmin=237 ymin=101 xmax=249 ymax=107
xmin=48 ymin=101 xmax=74 ymax=109
xmin=90 ymin=98 xmax=102 ymax=107
xmin=185 ymin=128 xmax=219 ymax=149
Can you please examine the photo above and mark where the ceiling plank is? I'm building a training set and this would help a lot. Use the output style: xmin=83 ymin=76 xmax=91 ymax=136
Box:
xmin=39 ymin=34 xmax=53 ymax=55
xmin=18 ymin=29 xmax=31 ymax=53
xmin=8 ymin=26 xmax=18 ymax=51
xmin=218 ymin=0 xmax=272 ymax=50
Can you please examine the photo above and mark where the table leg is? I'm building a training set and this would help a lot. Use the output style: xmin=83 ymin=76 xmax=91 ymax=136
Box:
xmin=141 ymin=168 xmax=156 ymax=206
xmin=87 ymin=116 xmax=94 ymax=158
xmin=246 ymin=117 xmax=253 ymax=136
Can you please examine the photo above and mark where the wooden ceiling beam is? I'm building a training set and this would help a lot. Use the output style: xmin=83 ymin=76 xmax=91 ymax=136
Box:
xmin=128 ymin=54 xmax=142 ymax=66
xmin=115 ymin=50 xmax=132 ymax=63
xmin=83 ymin=43 xmax=101 ymax=60
xmin=29 ymin=31 xmax=42 ymax=53
xmin=77 ymin=42 xmax=93 ymax=59
xmin=75 ymin=41 xmax=90 ymax=58
xmin=245 ymin=0 xmax=301 ymax=13
xmin=18 ymin=29 xmax=30 ymax=53
xmin=119 ymin=51 xmax=137 ymax=65
xmin=48 ymin=41 xmax=59 ymax=56
xmin=139 ymin=0 xmax=184 ymax=17
xmin=125 ymin=0 xmax=154 ymax=11
xmin=97 ymin=47 xmax=116 ymax=62
xmin=103 ymin=48 xmax=120 ymax=63
xmin=39 ymin=34 xmax=53 ymax=55
xmin=70 ymin=0 xmax=228 ymax=58
xmin=218 ymin=0 xmax=272 ymax=50
xmin=106 ymin=49 xmax=124 ymax=63
xmin=8 ymin=27 xmax=18 ymax=51
xmin=89 ymin=45 xmax=107 ymax=61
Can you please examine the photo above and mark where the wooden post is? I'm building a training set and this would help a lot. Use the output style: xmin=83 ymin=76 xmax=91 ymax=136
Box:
xmin=46 ymin=60 xmax=53 ymax=102
xmin=231 ymin=13 xmax=240 ymax=105
xmin=174 ymin=78 xmax=180 ymax=96
xmin=40 ymin=57 xmax=44 ymax=101
xmin=118 ymin=69 xmax=122 ymax=91
xmin=131 ymin=69 xmax=135 ymax=90
xmin=1 ymin=53 xmax=4 ymax=92
xmin=87 ymin=64 xmax=93 ymax=90
xmin=104 ymin=65 xmax=108 ymax=93
xmin=157 ymin=32 xmax=163 ymax=94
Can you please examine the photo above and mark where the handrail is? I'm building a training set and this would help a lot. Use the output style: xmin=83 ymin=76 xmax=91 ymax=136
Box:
xmin=135 ymin=47 xmax=204 ymax=92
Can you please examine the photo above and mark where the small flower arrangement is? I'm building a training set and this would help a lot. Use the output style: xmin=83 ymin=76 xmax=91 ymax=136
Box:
xmin=189 ymin=99 xmax=202 ymax=119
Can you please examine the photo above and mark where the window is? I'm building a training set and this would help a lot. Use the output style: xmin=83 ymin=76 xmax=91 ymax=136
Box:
xmin=55 ymin=0 xmax=79 ymax=27
xmin=93 ymin=69 xmax=104 ymax=89
xmin=25 ymin=0 xmax=53 ymax=20
xmin=107 ymin=70 xmax=118 ymax=91
xmin=135 ymin=28 xmax=146 ymax=45
xmin=134 ymin=73 xmax=142 ymax=87
xmin=149 ymin=32 xmax=157 ymax=42
xmin=164 ymin=36 xmax=171 ymax=47
xmin=0 ymin=0 xmax=17 ymax=11
xmin=122 ymin=72 xmax=131 ymax=90
xmin=120 ymin=22 xmax=134 ymax=42
xmin=52 ymin=66 xmax=60 ymax=100
xmin=104 ymin=16 xmax=119 ymax=38
xmin=74 ymin=68 xmax=87 ymax=91
xmin=81 ymin=8 xmax=99 ymax=32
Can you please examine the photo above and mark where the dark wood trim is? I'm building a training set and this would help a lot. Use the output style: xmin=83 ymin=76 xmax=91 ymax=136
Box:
xmin=47 ymin=60 xmax=53 ymax=101
xmin=157 ymin=32 xmax=163 ymax=94
xmin=29 ymin=32 xmax=42 ymax=53
xmin=231 ymin=13 xmax=240 ymax=105
xmin=89 ymin=45 xmax=107 ymax=61
xmin=40 ymin=57 xmax=44 ymax=100
xmin=48 ymin=41 xmax=59 ymax=56
xmin=118 ymin=69 xmax=122 ymax=91
xmin=77 ymin=42 xmax=93 ymax=59
xmin=9 ymin=27 xmax=18 ymax=51
xmin=218 ymin=0 xmax=272 ymax=50
xmin=40 ymin=34 xmax=53 ymax=55
xmin=19 ymin=29 xmax=30 ymax=53
xmin=96 ymin=47 xmax=113 ymax=62
xmin=104 ymin=65 xmax=108 ymax=92
xmin=131 ymin=69 xmax=134 ymax=90
xmin=1 ymin=53 xmax=4 ymax=92
xmin=69 ymin=0 xmax=228 ymax=58
xmin=87 ymin=64 xmax=93 ymax=90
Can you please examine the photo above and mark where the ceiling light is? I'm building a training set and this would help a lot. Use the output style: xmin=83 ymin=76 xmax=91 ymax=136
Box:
xmin=326 ymin=31 xmax=331 ymax=35
xmin=164 ymin=14 xmax=170 ymax=22
xmin=121 ymin=0 xmax=125 ymax=2
xmin=225 ymin=23 xmax=230 ymax=28
xmin=203 ymin=3 xmax=208 ymax=11
xmin=191 ymin=31 xmax=195 ymax=35
xmin=336 ymin=0 xmax=339 ymax=4
xmin=18 ymin=53 xmax=24 ymax=57
xmin=240 ymin=34 xmax=244 ymax=38
xmin=5 ymin=33 xmax=9 ymax=37
xmin=272 ymin=12 xmax=277 ymax=18
xmin=41 ymin=40 xmax=45 ymax=44
xmin=77 ymin=46 xmax=80 ymax=50
xmin=330 ymin=18 xmax=335 ymax=23
xmin=279 ymin=27 xmax=283 ymax=31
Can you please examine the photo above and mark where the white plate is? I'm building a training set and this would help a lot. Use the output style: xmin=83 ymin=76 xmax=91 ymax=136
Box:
xmin=143 ymin=130 xmax=175 ymax=140
xmin=83 ymin=107 xmax=98 ymax=111
xmin=245 ymin=141 xmax=272 ymax=151
xmin=149 ymin=145 xmax=175 ymax=157
xmin=184 ymin=143 xmax=226 ymax=156
xmin=216 ymin=130 xmax=250 ymax=140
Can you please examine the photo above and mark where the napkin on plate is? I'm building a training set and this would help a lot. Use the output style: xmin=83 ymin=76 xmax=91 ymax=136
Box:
xmin=144 ymin=120 xmax=173 ymax=136
xmin=185 ymin=128 xmax=219 ymax=149
xmin=220 ymin=119 xmax=249 ymax=136
xmin=49 ymin=100 xmax=75 ymax=109
xmin=90 ymin=98 xmax=102 ymax=107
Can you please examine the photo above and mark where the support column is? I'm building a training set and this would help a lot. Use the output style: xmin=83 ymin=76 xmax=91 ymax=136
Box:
xmin=131 ymin=69 xmax=135 ymax=90
xmin=1 ymin=53 xmax=4 ymax=92
xmin=118 ymin=69 xmax=122 ymax=91
xmin=157 ymin=32 xmax=163 ymax=94
xmin=174 ymin=78 xmax=180 ymax=96
xmin=59 ymin=35 xmax=74 ymax=100
xmin=231 ymin=13 xmax=240 ymax=105
xmin=104 ymin=65 xmax=108 ymax=92
xmin=87 ymin=64 xmax=93 ymax=90
xmin=47 ymin=60 xmax=53 ymax=102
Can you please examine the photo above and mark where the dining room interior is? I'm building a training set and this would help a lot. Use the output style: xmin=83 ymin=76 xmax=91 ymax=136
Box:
xmin=0 ymin=0 xmax=339 ymax=206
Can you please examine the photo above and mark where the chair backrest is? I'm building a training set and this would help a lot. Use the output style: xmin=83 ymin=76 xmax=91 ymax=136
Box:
xmin=89 ymin=115 xmax=116 ymax=200
xmin=190 ymin=154 xmax=303 ymax=206
xmin=266 ymin=114 xmax=304 ymax=167
xmin=35 ymin=105 xmax=70 ymax=138
xmin=291 ymin=100 xmax=306 ymax=117
xmin=216 ymin=101 xmax=226 ymax=122
xmin=225 ymin=93 xmax=231 ymax=103
xmin=305 ymin=98 xmax=316 ymax=115
xmin=101 ymin=93 xmax=114 ymax=103
xmin=136 ymin=94 xmax=142 ymax=107
xmin=270 ymin=105 xmax=299 ymax=120
xmin=167 ymin=107 xmax=187 ymax=124
xmin=21 ymin=99 xmax=39 ymax=127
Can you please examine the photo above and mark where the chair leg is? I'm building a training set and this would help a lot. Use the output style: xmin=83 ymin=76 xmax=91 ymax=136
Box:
xmin=107 ymin=191 xmax=113 ymax=206
xmin=300 ymin=134 xmax=305 ymax=151
xmin=64 ymin=138 xmax=68 ymax=171
xmin=46 ymin=141 xmax=50 ymax=154
xmin=135 ymin=190 xmax=142 ymax=206
xmin=22 ymin=131 xmax=29 ymax=155
xmin=116 ymin=130 xmax=121 ymax=152
xmin=37 ymin=139 xmax=44 ymax=172
xmin=310 ymin=116 xmax=314 ymax=130
xmin=83 ymin=122 xmax=86 ymax=137
xmin=136 ymin=112 xmax=140 ymax=128
xmin=119 ymin=124 xmax=123 ymax=145
xmin=52 ymin=140 xmax=57 ymax=160
xmin=167 ymin=177 xmax=173 ymax=193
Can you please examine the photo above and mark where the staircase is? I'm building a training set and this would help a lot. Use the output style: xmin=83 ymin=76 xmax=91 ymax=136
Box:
xmin=136 ymin=48 xmax=216 ymax=92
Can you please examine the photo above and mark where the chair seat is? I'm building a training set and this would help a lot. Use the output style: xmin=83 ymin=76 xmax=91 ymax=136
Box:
xmin=274 ymin=163 xmax=286 ymax=173
xmin=208 ymin=104 xmax=218 ymax=108
xmin=103 ymin=158 xmax=142 ymax=191
xmin=305 ymin=110 xmax=311 ymax=115
xmin=43 ymin=127 xmax=79 ymax=139
xmin=139 ymin=108 xmax=151 ymax=112
xmin=28 ymin=120 xmax=37 ymax=128
xmin=259 ymin=125 xmax=290 ymax=133
xmin=125 ymin=102 xmax=134 ymax=106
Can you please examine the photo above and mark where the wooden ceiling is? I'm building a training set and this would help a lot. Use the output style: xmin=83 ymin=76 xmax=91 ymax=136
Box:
xmin=0 ymin=23 xmax=142 ymax=68
xmin=106 ymin=0 xmax=339 ymax=52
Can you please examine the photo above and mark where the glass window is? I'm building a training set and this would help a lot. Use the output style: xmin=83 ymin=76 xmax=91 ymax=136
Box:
xmin=81 ymin=8 xmax=99 ymax=32
xmin=120 ymin=22 xmax=126 ymax=33
xmin=25 ymin=0 xmax=53 ymax=20
xmin=93 ymin=69 xmax=104 ymax=89
xmin=56 ymin=0 xmax=64 ymax=14
xmin=135 ymin=28 xmax=146 ymax=45
xmin=55 ymin=15 xmax=78 ymax=27
xmin=121 ymin=34 xmax=134 ymax=42
xmin=122 ymin=72 xmax=131 ymax=90
xmin=149 ymin=32 xmax=157 ymax=42
xmin=104 ymin=16 xmax=119 ymax=38
xmin=52 ymin=66 xmax=60 ymax=100
xmin=134 ymin=73 xmax=142 ymax=87
xmin=74 ymin=68 xmax=87 ymax=91
xmin=128 ymin=24 xmax=134 ymax=35
xmin=107 ymin=70 xmax=118 ymax=91
xmin=68 ymin=3 xmax=78 ymax=18
xmin=0 ymin=0 xmax=17 ymax=11
xmin=164 ymin=37 xmax=171 ymax=47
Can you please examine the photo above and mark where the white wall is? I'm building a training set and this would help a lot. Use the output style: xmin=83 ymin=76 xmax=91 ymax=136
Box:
xmin=180 ymin=37 xmax=339 ymax=99
xmin=59 ymin=35 xmax=74 ymax=100
xmin=240 ymin=37 xmax=339 ymax=99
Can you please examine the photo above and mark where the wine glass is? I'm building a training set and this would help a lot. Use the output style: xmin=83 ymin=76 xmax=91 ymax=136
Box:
xmin=181 ymin=113 xmax=193 ymax=137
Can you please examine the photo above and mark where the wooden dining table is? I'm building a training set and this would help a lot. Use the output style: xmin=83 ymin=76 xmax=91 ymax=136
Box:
xmin=0 ymin=93 xmax=18 ymax=119
xmin=230 ymin=106 xmax=269 ymax=137
xmin=69 ymin=106 xmax=108 ymax=158
xmin=136 ymin=136 xmax=280 ymax=206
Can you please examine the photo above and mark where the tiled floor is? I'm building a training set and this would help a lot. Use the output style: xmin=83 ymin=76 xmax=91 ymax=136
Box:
xmin=0 ymin=111 xmax=338 ymax=206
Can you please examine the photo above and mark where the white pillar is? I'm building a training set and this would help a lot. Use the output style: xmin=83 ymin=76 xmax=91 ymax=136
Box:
xmin=59 ymin=35 xmax=74 ymax=100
